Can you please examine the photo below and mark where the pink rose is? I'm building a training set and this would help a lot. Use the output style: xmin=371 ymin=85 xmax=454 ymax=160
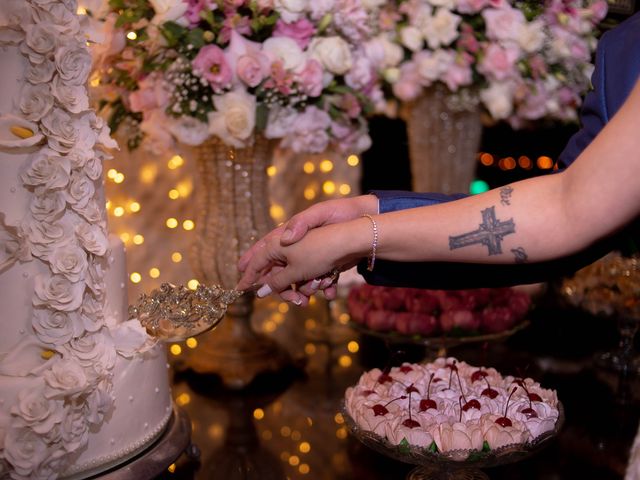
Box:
xmin=297 ymin=59 xmax=323 ymax=97
xmin=345 ymin=55 xmax=375 ymax=91
xmin=456 ymin=0 xmax=489 ymax=14
xmin=482 ymin=6 xmax=526 ymax=42
xmin=192 ymin=44 xmax=233 ymax=91
xmin=225 ymin=31 xmax=268 ymax=87
xmin=478 ymin=43 xmax=520 ymax=81
xmin=589 ymin=0 xmax=608 ymax=22
xmin=442 ymin=53 xmax=473 ymax=92
xmin=273 ymin=18 xmax=316 ymax=49
xmin=128 ymin=74 xmax=168 ymax=113
xmin=236 ymin=53 xmax=267 ymax=87
xmin=392 ymin=62 xmax=421 ymax=102
xmin=282 ymin=106 xmax=331 ymax=153
xmin=185 ymin=0 xmax=216 ymax=26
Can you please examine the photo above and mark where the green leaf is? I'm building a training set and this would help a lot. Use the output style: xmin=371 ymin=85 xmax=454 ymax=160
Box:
xmin=482 ymin=440 xmax=491 ymax=452
xmin=161 ymin=21 xmax=188 ymax=47
xmin=200 ymin=9 xmax=216 ymax=27
xmin=108 ymin=0 xmax=125 ymax=9
xmin=186 ymin=28 xmax=205 ymax=49
xmin=255 ymin=104 xmax=269 ymax=132
xmin=399 ymin=438 xmax=410 ymax=454
xmin=428 ymin=440 xmax=438 ymax=453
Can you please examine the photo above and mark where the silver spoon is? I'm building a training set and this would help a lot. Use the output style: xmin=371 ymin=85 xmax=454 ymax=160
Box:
xmin=129 ymin=282 xmax=253 ymax=342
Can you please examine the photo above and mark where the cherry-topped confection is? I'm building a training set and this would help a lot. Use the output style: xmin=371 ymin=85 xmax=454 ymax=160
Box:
xmin=447 ymin=360 xmax=458 ymax=388
xmin=471 ymin=368 xmax=489 ymax=383
xmin=419 ymin=373 xmax=438 ymax=412
xmin=378 ymin=372 xmax=393 ymax=384
xmin=400 ymin=365 xmax=413 ymax=373
xmin=455 ymin=367 xmax=481 ymax=411
xmin=406 ymin=383 xmax=420 ymax=394
xmin=481 ymin=376 xmax=499 ymax=399
xmin=495 ymin=387 xmax=518 ymax=427
xmin=519 ymin=389 xmax=539 ymax=419
xmin=371 ymin=394 xmax=408 ymax=416
xmin=402 ymin=388 xmax=420 ymax=429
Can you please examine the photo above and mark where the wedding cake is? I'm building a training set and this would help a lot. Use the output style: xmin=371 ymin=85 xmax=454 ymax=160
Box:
xmin=0 ymin=1 xmax=172 ymax=478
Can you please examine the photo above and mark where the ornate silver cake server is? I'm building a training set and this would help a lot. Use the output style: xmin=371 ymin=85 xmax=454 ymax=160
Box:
xmin=129 ymin=283 xmax=252 ymax=342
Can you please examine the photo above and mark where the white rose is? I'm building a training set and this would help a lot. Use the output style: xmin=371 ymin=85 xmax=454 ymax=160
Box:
xmin=264 ymin=105 xmax=297 ymax=139
xmin=33 ymin=309 xmax=83 ymax=345
xmin=415 ymin=49 xmax=454 ymax=84
xmin=85 ymin=260 xmax=105 ymax=300
xmin=60 ymin=405 xmax=89 ymax=452
xmin=309 ymin=0 xmax=334 ymax=18
xmin=65 ymin=331 xmax=116 ymax=381
xmin=517 ymin=20 xmax=545 ymax=54
xmin=65 ymin=172 xmax=95 ymax=210
xmin=0 ymin=0 xmax=33 ymax=30
xmin=167 ymin=116 xmax=210 ymax=146
xmin=309 ymin=36 xmax=353 ymax=75
xmin=149 ymin=0 xmax=189 ymax=25
xmin=140 ymin=110 xmax=176 ymax=155
xmin=32 ymin=3 xmax=80 ymax=35
xmin=49 ymin=242 xmax=88 ymax=283
xmin=65 ymin=147 xmax=92 ymax=170
xmin=400 ymin=26 xmax=424 ymax=52
xmin=30 ymin=190 xmax=67 ymax=221
xmin=364 ymin=35 xmax=403 ymax=70
xmin=262 ymin=36 xmax=305 ymax=72
xmin=3 ymin=426 xmax=49 ymax=477
xmin=41 ymin=108 xmax=77 ymax=153
xmin=23 ymin=221 xmax=59 ymax=261
xmin=76 ymin=222 xmax=108 ymax=256
xmin=19 ymin=83 xmax=54 ymax=122
xmin=76 ymin=198 xmax=106 ymax=225
xmin=208 ymin=88 xmax=256 ymax=148
xmin=24 ymin=23 xmax=58 ymax=55
xmin=33 ymin=273 xmax=85 ymax=312
xmin=51 ymin=74 xmax=89 ymax=114
xmin=11 ymin=386 xmax=65 ymax=434
xmin=80 ymin=296 xmax=105 ymax=333
xmin=480 ymin=81 xmax=515 ymax=120
xmin=55 ymin=44 xmax=92 ymax=86
xmin=83 ymin=156 xmax=103 ymax=180
xmin=21 ymin=148 xmax=71 ymax=191
xmin=422 ymin=7 xmax=461 ymax=49
xmin=26 ymin=59 xmax=56 ymax=84
xmin=274 ymin=0 xmax=308 ymax=23
xmin=44 ymin=359 xmax=88 ymax=399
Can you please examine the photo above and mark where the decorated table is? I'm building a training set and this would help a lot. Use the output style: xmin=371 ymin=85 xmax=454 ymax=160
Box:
xmin=157 ymin=293 xmax=639 ymax=480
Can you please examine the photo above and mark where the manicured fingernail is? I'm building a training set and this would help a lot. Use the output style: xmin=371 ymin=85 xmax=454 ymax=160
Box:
xmin=320 ymin=278 xmax=333 ymax=289
xmin=281 ymin=229 xmax=293 ymax=241
xmin=310 ymin=279 xmax=321 ymax=290
xmin=293 ymin=298 xmax=302 ymax=306
xmin=257 ymin=284 xmax=272 ymax=298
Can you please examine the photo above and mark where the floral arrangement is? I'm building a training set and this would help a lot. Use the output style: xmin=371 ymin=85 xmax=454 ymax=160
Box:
xmin=0 ymin=1 xmax=153 ymax=477
xmin=367 ymin=0 xmax=607 ymax=126
xmin=89 ymin=0 xmax=385 ymax=153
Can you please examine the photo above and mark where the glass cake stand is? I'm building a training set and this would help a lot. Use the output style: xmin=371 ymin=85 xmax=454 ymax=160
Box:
xmin=348 ymin=320 xmax=529 ymax=357
xmin=342 ymin=402 xmax=564 ymax=480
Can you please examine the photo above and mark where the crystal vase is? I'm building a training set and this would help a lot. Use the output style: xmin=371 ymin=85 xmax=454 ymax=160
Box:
xmin=186 ymin=135 xmax=291 ymax=388
xmin=405 ymin=84 xmax=482 ymax=194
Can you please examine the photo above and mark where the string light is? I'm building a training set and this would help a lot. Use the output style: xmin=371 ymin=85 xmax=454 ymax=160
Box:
xmin=304 ymin=343 xmax=316 ymax=355
xmin=133 ymin=234 xmax=144 ymax=245
xmin=322 ymin=181 xmax=336 ymax=195
xmin=126 ymin=31 xmax=137 ymax=40
xmin=347 ymin=154 xmax=359 ymax=167
xmin=299 ymin=442 xmax=311 ymax=453
xmin=168 ymin=189 xmax=180 ymax=200
xmin=187 ymin=279 xmax=199 ymax=290
xmin=175 ymin=393 xmax=190 ymax=405
xmin=319 ymin=159 xmax=333 ymax=172
xmin=338 ymin=355 xmax=352 ymax=367
xmin=176 ymin=180 xmax=193 ymax=197
xmin=130 ymin=272 xmax=142 ymax=283
xmin=537 ymin=155 xmax=554 ymax=169
xmin=303 ymin=187 xmax=316 ymax=200
xmin=170 ymin=344 xmax=182 ymax=356
xmin=171 ymin=252 xmax=183 ymax=263
xmin=186 ymin=337 xmax=198 ymax=348
xmin=107 ymin=169 xmax=117 ymax=179
xmin=149 ymin=267 xmax=160 ymax=278
xmin=289 ymin=456 xmax=300 ymax=467
xmin=114 ymin=173 xmax=125 ymax=183
xmin=338 ymin=184 xmax=351 ymax=195
xmin=299 ymin=464 xmax=310 ymax=474
xmin=166 ymin=218 xmax=178 ymax=228
xmin=267 ymin=166 xmax=277 ymax=177
xmin=270 ymin=204 xmax=285 ymax=221
xmin=113 ymin=206 xmax=125 ymax=217
xmin=77 ymin=6 xmax=87 ymax=14
xmin=167 ymin=155 xmax=184 ymax=169
xmin=280 ymin=426 xmax=292 ymax=437
xmin=347 ymin=341 xmax=359 ymax=353
xmin=140 ymin=164 xmax=158 ymax=183
xmin=120 ymin=233 xmax=130 ymax=243
xmin=167 ymin=464 xmax=176 ymax=474
xmin=129 ymin=201 xmax=141 ymax=212
xmin=253 ymin=408 xmax=265 ymax=420
xmin=182 ymin=220 xmax=195 ymax=231
xmin=303 ymin=161 xmax=315 ymax=174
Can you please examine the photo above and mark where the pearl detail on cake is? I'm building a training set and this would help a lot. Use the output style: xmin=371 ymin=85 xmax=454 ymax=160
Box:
xmin=129 ymin=395 xmax=134 ymax=402
xmin=155 ymin=387 xmax=160 ymax=393
xmin=22 ymin=272 xmax=28 ymax=278
xmin=10 ymin=186 xmax=16 ymax=193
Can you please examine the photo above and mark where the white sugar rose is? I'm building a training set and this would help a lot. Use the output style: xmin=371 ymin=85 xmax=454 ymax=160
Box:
xmin=65 ymin=172 xmax=95 ymax=210
xmin=400 ymin=26 xmax=423 ymax=52
xmin=30 ymin=190 xmax=66 ymax=221
xmin=275 ymin=0 xmax=308 ymax=23
xmin=11 ymin=386 xmax=64 ymax=435
xmin=24 ymin=23 xmax=57 ymax=56
xmin=208 ymin=88 xmax=256 ymax=148
xmin=309 ymin=36 xmax=353 ymax=75
xmin=21 ymin=148 xmax=71 ymax=191
xmin=112 ymin=320 xmax=154 ymax=358
xmin=262 ymin=36 xmax=305 ymax=72
xmin=49 ymin=242 xmax=88 ymax=283
xmin=32 ymin=449 xmax=69 ymax=480
xmin=33 ymin=3 xmax=80 ymax=35
xmin=61 ymin=405 xmax=89 ymax=452
xmin=52 ymin=75 xmax=89 ymax=114
xmin=44 ymin=359 xmax=88 ymax=398
xmin=55 ymin=44 xmax=92 ymax=86
xmin=3 ymin=426 xmax=49 ymax=478
xmin=83 ymin=156 xmax=104 ymax=181
xmin=65 ymin=331 xmax=116 ymax=378
xmin=80 ymin=296 xmax=105 ymax=333
xmin=24 ymin=217 xmax=71 ymax=260
xmin=41 ymin=108 xmax=77 ymax=153
xmin=85 ymin=260 xmax=105 ymax=300
xmin=27 ymin=59 xmax=56 ymax=85
xmin=19 ymin=83 xmax=54 ymax=122
xmin=85 ymin=384 xmax=114 ymax=425
xmin=33 ymin=274 xmax=85 ymax=312
xmin=76 ymin=222 xmax=108 ymax=256
xmin=76 ymin=199 xmax=106 ymax=225
xmin=33 ymin=309 xmax=83 ymax=345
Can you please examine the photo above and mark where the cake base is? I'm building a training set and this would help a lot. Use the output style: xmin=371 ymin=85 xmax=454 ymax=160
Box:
xmin=88 ymin=406 xmax=192 ymax=480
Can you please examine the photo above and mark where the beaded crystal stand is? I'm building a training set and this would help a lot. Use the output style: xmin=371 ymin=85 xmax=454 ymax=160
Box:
xmin=404 ymin=84 xmax=482 ymax=194
xmin=185 ymin=135 xmax=292 ymax=388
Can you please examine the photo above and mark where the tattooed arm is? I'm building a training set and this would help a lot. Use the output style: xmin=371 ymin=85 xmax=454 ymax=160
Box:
xmin=237 ymin=79 xmax=640 ymax=298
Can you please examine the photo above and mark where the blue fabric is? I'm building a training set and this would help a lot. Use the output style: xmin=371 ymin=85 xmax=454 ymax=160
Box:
xmin=359 ymin=14 xmax=640 ymax=288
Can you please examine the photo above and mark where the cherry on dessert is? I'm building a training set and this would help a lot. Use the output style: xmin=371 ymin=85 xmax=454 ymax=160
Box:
xmin=528 ymin=392 xmax=542 ymax=402
xmin=471 ymin=369 xmax=488 ymax=383
xmin=419 ymin=398 xmax=437 ymax=411
xmin=520 ymin=407 xmax=538 ymax=419
xmin=402 ymin=418 xmax=420 ymax=429
xmin=400 ymin=365 xmax=413 ymax=373
xmin=462 ymin=398 xmax=481 ymax=411
xmin=495 ymin=386 xmax=518 ymax=428
xmin=378 ymin=373 xmax=393 ymax=384
xmin=361 ymin=389 xmax=376 ymax=397
xmin=481 ymin=377 xmax=498 ymax=399
xmin=372 ymin=404 xmax=388 ymax=416
xmin=406 ymin=383 xmax=419 ymax=394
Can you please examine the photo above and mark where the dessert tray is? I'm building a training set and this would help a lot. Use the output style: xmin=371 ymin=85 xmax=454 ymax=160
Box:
xmin=343 ymin=402 xmax=564 ymax=480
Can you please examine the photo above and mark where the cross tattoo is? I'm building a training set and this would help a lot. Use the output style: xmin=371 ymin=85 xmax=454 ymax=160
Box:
xmin=449 ymin=206 xmax=516 ymax=256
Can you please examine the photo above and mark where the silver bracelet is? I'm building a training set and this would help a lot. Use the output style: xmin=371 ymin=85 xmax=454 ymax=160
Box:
xmin=362 ymin=214 xmax=378 ymax=272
